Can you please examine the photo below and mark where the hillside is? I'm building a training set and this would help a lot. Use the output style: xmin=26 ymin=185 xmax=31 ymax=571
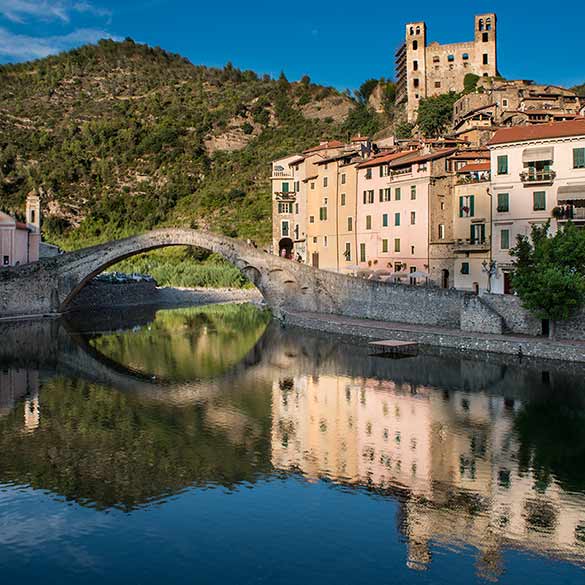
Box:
xmin=0 ymin=39 xmax=378 ymax=249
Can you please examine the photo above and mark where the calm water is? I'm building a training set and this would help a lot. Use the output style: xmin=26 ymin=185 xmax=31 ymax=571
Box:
xmin=1 ymin=303 xmax=585 ymax=584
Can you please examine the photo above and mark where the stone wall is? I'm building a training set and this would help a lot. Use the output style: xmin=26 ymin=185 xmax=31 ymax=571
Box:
xmin=460 ymin=296 xmax=504 ymax=335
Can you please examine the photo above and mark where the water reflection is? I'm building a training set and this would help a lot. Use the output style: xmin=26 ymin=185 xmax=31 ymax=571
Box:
xmin=0 ymin=304 xmax=584 ymax=581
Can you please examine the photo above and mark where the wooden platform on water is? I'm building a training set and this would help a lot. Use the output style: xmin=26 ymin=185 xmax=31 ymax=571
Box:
xmin=369 ymin=340 xmax=419 ymax=358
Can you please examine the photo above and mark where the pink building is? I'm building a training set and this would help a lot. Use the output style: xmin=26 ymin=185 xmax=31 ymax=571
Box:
xmin=0 ymin=194 xmax=41 ymax=268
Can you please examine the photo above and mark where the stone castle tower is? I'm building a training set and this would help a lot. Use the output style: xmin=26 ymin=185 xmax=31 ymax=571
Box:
xmin=396 ymin=13 xmax=498 ymax=122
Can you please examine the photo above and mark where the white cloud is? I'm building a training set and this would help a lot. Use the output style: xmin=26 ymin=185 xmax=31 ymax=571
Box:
xmin=0 ymin=1 xmax=111 ymax=24
xmin=0 ymin=26 xmax=119 ymax=60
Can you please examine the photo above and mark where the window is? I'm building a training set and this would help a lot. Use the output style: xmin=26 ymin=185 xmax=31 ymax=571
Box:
xmin=461 ymin=262 xmax=470 ymax=275
xmin=382 ymin=239 xmax=389 ymax=253
xmin=281 ymin=182 xmax=289 ymax=193
xmin=294 ymin=225 xmax=299 ymax=239
xmin=573 ymin=148 xmax=585 ymax=169
xmin=438 ymin=224 xmax=446 ymax=239
xmin=380 ymin=165 xmax=390 ymax=177
xmin=30 ymin=209 xmax=36 ymax=224
xmin=278 ymin=202 xmax=292 ymax=214
xmin=366 ymin=215 xmax=372 ymax=230
xmin=382 ymin=188 xmax=391 ymax=201
xmin=533 ymin=191 xmax=546 ymax=211
xmin=502 ymin=99 xmax=509 ymax=107
xmin=410 ymin=211 xmax=416 ymax=225
xmin=341 ymin=173 xmax=347 ymax=184
xmin=310 ymin=182 xmax=315 ymax=190
xmin=323 ymin=177 xmax=328 ymax=188
xmin=471 ymin=223 xmax=486 ymax=244
xmin=382 ymin=213 xmax=389 ymax=227
xmin=413 ymin=60 xmax=418 ymax=71
xmin=309 ymin=215 xmax=315 ymax=223
xmin=295 ymin=203 xmax=299 ymax=214
xmin=395 ymin=212 xmax=401 ymax=226
xmin=482 ymin=32 xmax=488 ymax=42
xmin=433 ymin=56 xmax=440 ymax=63
xmin=448 ymin=54 xmax=454 ymax=62
xmin=410 ymin=185 xmax=416 ymax=200
xmin=497 ymin=155 xmax=508 ymax=175
xmin=348 ymin=217 xmax=353 ymax=232
xmin=394 ymin=239 xmax=401 ymax=253
xmin=413 ymin=78 xmax=419 ymax=88
xmin=459 ymin=195 xmax=475 ymax=217
xmin=413 ymin=40 xmax=418 ymax=50
xmin=360 ymin=243 xmax=366 ymax=262
xmin=345 ymin=242 xmax=351 ymax=261
xmin=365 ymin=168 xmax=372 ymax=179
xmin=281 ymin=221 xmax=290 ymax=237
xmin=395 ymin=187 xmax=401 ymax=201
xmin=483 ymin=53 xmax=489 ymax=65
xmin=3 ymin=255 xmax=9 ymax=266
xmin=363 ymin=190 xmax=374 ymax=204
xmin=411 ymin=245 xmax=415 ymax=255
xmin=434 ymin=81 xmax=441 ymax=89
xmin=478 ymin=18 xmax=484 ymax=31
xmin=319 ymin=206 xmax=328 ymax=221
xmin=341 ymin=192 xmax=346 ymax=206
xmin=500 ymin=229 xmax=510 ymax=250
xmin=497 ymin=193 xmax=509 ymax=212
xmin=462 ymin=53 xmax=469 ymax=60
xmin=323 ymin=236 xmax=328 ymax=247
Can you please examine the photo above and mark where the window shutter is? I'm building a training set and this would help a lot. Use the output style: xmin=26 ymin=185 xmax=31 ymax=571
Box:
xmin=470 ymin=195 xmax=475 ymax=216
xmin=459 ymin=196 xmax=464 ymax=217
xmin=379 ymin=189 xmax=383 ymax=202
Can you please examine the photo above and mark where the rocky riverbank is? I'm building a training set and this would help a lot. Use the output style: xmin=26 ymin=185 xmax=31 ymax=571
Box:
xmin=69 ymin=280 xmax=263 ymax=311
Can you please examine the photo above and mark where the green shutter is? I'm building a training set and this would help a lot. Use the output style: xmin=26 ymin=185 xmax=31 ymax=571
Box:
xmin=382 ymin=214 xmax=388 ymax=227
xmin=533 ymin=191 xmax=546 ymax=211
xmin=395 ymin=188 xmax=401 ymax=201
xmin=469 ymin=195 xmax=475 ymax=217
xmin=497 ymin=155 xmax=508 ymax=175
xmin=382 ymin=239 xmax=388 ymax=253
xmin=574 ymin=148 xmax=585 ymax=169
xmin=395 ymin=212 xmax=400 ymax=226
xmin=459 ymin=196 xmax=464 ymax=217
xmin=282 ymin=182 xmax=289 ymax=193
xmin=497 ymin=193 xmax=509 ymax=212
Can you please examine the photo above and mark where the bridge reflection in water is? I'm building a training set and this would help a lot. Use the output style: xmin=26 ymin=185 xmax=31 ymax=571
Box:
xmin=0 ymin=303 xmax=585 ymax=581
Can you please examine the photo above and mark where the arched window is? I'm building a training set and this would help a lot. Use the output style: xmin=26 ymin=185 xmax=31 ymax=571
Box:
xmin=409 ymin=26 xmax=414 ymax=35
xmin=486 ymin=18 xmax=492 ymax=31
xmin=413 ymin=60 xmax=418 ymax=71
xmin=478 ymin=18 xmax=484 ymax=31
xmin=416 ymin=26 xmax=420 ymax=34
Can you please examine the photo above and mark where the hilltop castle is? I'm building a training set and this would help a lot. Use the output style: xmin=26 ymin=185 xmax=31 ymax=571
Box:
xmin=395 ymin=14 xmax=498 ymax=122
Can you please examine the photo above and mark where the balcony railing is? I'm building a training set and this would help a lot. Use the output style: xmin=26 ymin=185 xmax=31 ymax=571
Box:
xmin=520 ymin=170 xmax=556 ymax=185
xmin=391 ymin=167 xmax=412 ymax=178
xmin=275 ymin=191 xmax=296 ymax=201
xmin=556 ymin=207 xmax=585 ymax=221
xmin=457 ymin=173 xmax=491 ymax=185
xmin=272 ymin=170 xmax=294 ymax=178
xmin=453 ymin=238 xmax=491 ymax=253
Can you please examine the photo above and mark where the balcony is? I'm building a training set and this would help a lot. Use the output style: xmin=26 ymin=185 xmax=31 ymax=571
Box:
xmin=520 ymin=170 xmax=556 ymax=185
xmin=274 ymin=191 xmax=296 ymax=201
xmin=457 ymin=172 xmax=491 ymax=185
xmin=391 ymin=167 xmax=412 ymax=178
xmin=453 ymin=238 xmax=491 ymax=253
xmin=555 ymin=206 xmax=585 ymax=222
xmin=272 ymin=171 xmax=294 ymax=179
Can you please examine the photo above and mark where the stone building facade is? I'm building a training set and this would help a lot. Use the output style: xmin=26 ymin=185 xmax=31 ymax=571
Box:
xmin=0 ymin=194 xmax=41 ymax=268
xmin=396 ymin=13 xmax=498 ymax=122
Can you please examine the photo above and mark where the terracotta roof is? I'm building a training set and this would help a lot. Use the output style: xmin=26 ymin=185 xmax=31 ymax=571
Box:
xmin=488 ymin=118 xmax=585 ymax=145
xmin=458 ymin=162 xmax=491 ymax=173
xmin=390 ymin=148 xmax=458 ymax=168
xmin=315 ymin=152 xmax=360 ymax=165
xmin=351 ymin=135 xmax=369 ymax=142
xmin=356 ymin=150 xmax=413 ymax=169
xmin=287 ymin=156 xmax=305 ymax=166
xmin=303 ymin=140 xmax=345 ymax=154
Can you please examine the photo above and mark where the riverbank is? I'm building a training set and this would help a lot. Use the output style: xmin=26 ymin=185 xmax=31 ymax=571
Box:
xmin=283 ymin=310 xmax=585 ymax=364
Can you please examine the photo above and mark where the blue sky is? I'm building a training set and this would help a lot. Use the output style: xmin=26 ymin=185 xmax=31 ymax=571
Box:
xmin=0 ymin=1 xmax=582 ymax=91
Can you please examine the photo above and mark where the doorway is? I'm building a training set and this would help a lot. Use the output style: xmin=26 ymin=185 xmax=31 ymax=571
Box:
xmin=441 ymin=269 xmax=449 ymax=289
xmin=278 ymin=238 xmax=294 ymax=259
xmin=312 ymin=252 xmax=319 ymax=268
xmin=503 ymin=272 xmax=512 ymax=295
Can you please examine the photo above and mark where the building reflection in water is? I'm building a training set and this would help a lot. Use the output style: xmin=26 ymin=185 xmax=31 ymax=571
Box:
xmin=271 ymin=372 xmax=585 ymax=578
xmin=0 ymin=368 xmax=40 ymax=433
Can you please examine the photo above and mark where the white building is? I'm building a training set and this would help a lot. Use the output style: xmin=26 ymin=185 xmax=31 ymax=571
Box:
xmin=488 ymin=119 xmax=585 ymax=294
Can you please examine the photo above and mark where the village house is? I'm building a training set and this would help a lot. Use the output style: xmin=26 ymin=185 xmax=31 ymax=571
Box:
xmin=0 ymin=194 xmax=41 ymax=268
xmin=488 ymin=118 xmax=585 ymax=294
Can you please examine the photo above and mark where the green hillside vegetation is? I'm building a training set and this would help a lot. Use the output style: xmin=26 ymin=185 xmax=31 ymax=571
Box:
xmin=0 ymin=39 xmax=392 ymax=285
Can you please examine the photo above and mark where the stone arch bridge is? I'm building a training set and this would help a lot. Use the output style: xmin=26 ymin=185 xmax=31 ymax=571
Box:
xmin=0 ymin=228 xmax=465 ymax=328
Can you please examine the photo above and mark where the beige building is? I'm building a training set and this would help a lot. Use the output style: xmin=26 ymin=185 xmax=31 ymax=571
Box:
xmin=488 ymin=118 xmax=585 ymax=294
xmin=0 ymin=193 xmax=41 ymax=268
xmin=396 ymin=13 xmax=498 ymax=122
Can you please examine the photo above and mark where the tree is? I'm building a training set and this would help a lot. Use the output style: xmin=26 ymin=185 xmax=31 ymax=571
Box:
xmin=463 ymin=73 xmax=480 ymax=93
xmin=416 ymin=91 xmax=460 ymax=137
xmin=510 ymin=222 xmax=585 ymax=337
xmin=395 ymin=121 xmax=414 ymax=139
xmin=572 ymin=83 xmax=585 ymax=98
xmin=355 ymin=79 xmax=379 ymax=105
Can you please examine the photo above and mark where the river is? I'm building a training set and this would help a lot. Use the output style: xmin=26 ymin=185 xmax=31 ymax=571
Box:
xmin=0 ymin=302 xmax=584 ymax=584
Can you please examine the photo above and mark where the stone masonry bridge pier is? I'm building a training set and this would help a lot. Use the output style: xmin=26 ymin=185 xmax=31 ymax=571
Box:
xmin=0 ymin=228 xmax=468 ymax=326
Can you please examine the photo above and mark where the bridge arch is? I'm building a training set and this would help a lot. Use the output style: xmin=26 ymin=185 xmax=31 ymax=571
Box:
xmin=55 ymin=228 xmax=304 ymax=313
